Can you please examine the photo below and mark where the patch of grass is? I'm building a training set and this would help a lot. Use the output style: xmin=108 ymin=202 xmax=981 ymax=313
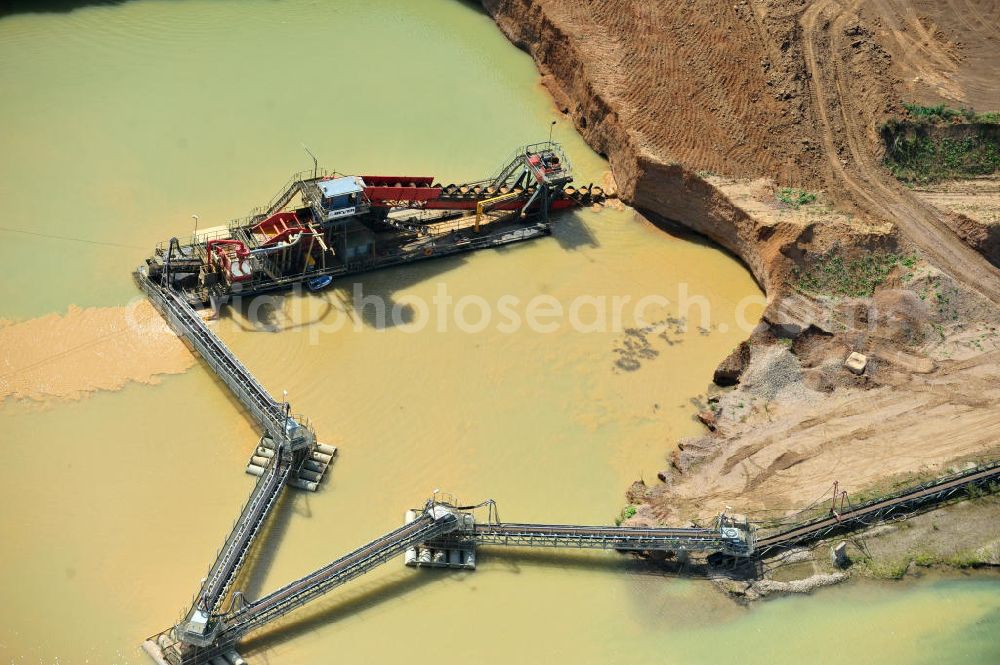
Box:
xmin=793 ymin=248 xmax=919 ymax=298
xmin=912 ymin=551 xmax=939 ymax=567
xmin=865 ymin=558 xmax=911 ymax=580
xmin=901 ymin=103 xmax=1000 ymax=126
xmin=880 ymin=549 xmax=983 ymax=572
xmin=884 ymin=133 xmax=1000 ymax=183
xmin=944 ymin=551 xmax=982 ymax=569
xmin=966 ymin=483 xmax=986 ymax=499
xmin=615 ymin=505 xmax=638 ymax=526
xmin=776 ymin=187 xmax=817 ymax=208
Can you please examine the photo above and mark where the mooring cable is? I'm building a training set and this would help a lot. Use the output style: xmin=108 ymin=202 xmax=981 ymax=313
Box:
xmin=0 ymin=225 xmax=147 ymax=250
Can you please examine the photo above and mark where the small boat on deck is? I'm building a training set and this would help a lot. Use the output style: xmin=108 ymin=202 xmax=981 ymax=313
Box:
xmin=306 ymin=275 xmax=333 ymax=291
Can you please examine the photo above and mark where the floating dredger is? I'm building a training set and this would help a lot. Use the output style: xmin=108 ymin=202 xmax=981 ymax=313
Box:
xmin=139 ymin=142 xmax=603 ymax=306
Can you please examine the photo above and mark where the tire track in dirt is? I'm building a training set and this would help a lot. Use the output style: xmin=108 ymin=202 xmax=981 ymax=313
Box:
xmin=800 ymin=0 xmax=1000 ymax=305
xmin=527 ymin=1 xmax=801 ymax=181
xmin=945 ymin=0 xmax=1000 ymax=106
xmin=481 ymin=0 xmax=1000 ymax=522
xmin=947 ymin=0 xmax=1000 ymax=35
xmin=658 ymin=354 xmax=1000 ymax=519
xmin=868 ymin=0 xmax=965 ymax=101
xmin=879 ymin=0 xmax=954 ymax=68
xmin=889 ymin=0 xmax=1000 ymax=108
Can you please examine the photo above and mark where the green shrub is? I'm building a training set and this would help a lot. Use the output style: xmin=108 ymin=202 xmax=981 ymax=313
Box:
xmin=884 ymin=132 xmax=1000 ymax=183
xmin=776 ymin=188 xmax=817 ymax=208
xmin=615 ymin=505 xmax=638 ymax=525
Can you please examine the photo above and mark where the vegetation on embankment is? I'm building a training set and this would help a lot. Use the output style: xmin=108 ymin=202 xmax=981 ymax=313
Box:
xmin=720 ymin=486 xmax=1000 ymax=601
xmin=854 ymin=490 xmax=1000 ymax=581
xmin=615 ymin=505 xmax=638 ymax=526
xmin=897 ymin=103 xmax=1000 ymax=126
xmin=882 ymin=104 xmax=1000 ymax=184
xmin=792 ymin=247 xmax=916 ymax=298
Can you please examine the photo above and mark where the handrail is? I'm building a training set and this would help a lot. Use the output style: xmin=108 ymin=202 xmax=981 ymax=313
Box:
xmin=755 ymin=460 xmax=1000 ymax=554
xmin=190 ymin=446 xmax=293 ymax=618
xmin=464 ymin=522 xmax=747 ymax=554
xmin=230 ymin=169 xmax=331 ymax=231
xmin=217 ymin=512 xmax=460 ymax=640
xmin=155 ymin=282 xmax=291 ymax=435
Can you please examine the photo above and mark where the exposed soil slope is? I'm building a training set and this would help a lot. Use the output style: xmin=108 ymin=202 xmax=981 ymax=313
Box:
xmin=873 ymin=0 xmax=1000 ymax=110
xmin=914 ymin=177 xmax=1000 ymax=267
xmin=482 ymin=0 xmax=1000 ymax=303
xmin=486 ymin=0 xmax=818 ymax=185
xmin=480 ymin=0 xmax=1000 ymax=519
xmin=798 ymin=0 xmax=1000 ymax=303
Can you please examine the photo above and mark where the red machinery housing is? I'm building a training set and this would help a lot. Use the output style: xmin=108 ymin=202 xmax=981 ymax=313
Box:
xmin=207 ymin=239 xmax=253 ymax=282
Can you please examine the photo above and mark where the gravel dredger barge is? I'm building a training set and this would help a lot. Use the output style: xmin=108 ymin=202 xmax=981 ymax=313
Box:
xmin=139 ymin=142 xmax=603 ymax=307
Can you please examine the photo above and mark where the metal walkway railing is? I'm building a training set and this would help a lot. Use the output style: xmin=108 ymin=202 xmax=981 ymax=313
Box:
xmin=134 ymin=270 xmax=317 ymax=647
xmin=196 ymin=512 xmax=750 ymax=644
xmin=486 ymin=142 xmax=573 ymax=191
xmin=234 ymin=169 xmax=339 ymax=229
xmin=185 ymin=445 xmax=294 ymax=626
xmin=216 ymin=511 xmax=460 ymax=641
xmin=755 ymin=460 xmax=1000 ymax=556
xmin=464 ymin=522 xmax=748 ymax=556
xmin=141 ymin=455 xmax=999 ymax=662
xmin=136 ymin=271 xmax=313 ymax=449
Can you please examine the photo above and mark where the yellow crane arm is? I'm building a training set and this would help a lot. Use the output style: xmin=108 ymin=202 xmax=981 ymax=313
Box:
xmin=475 ymin=191 xmax=522 ymax=231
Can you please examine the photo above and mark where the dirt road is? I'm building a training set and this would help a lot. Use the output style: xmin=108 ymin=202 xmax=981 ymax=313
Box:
xmin=800 ymin=0 xmax=1000 ymax=305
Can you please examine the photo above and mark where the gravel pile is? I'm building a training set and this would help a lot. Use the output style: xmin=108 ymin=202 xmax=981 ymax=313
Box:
xmin=741 ymin=345 xmax=811 ymax=403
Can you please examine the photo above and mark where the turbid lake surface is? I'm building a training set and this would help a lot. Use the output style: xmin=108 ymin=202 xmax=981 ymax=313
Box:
xmin=0 ymin=2 xmax=997 ymax=664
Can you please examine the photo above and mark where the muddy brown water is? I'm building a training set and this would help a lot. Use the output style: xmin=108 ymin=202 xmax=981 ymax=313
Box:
xmin=0 ymin=2 xmax=997 ymax=664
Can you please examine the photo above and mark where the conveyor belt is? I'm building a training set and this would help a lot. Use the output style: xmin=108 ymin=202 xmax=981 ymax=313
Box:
xmin=135 ymin=273 xmax=308 ymax=646
xmin=185 ymin=449 xmax=293 ymax=624
xmin=217 ymin=511 xmax=460 ymax=641
xmin=755 ymin=461 xmax=1000 ymax=556
xmin=467 ymin=522 xmax=748 ymax=555
xmin=136 ymin=273 xmax=312 ymax=447
xmin=144 ymin=276 xmax=281 ymax=425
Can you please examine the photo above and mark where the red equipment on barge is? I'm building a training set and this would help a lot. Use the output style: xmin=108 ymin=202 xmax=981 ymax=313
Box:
xmin=141 ymin=142 xmax=603 ymax=306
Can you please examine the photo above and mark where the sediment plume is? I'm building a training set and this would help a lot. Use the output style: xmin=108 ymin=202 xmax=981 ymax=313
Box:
xmin=0 ymin=301 xmax=194 ymax=402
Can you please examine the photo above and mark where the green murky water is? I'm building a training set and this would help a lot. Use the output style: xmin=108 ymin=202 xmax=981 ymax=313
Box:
xmin=0 ymin=2 xmax=997 ymax=664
